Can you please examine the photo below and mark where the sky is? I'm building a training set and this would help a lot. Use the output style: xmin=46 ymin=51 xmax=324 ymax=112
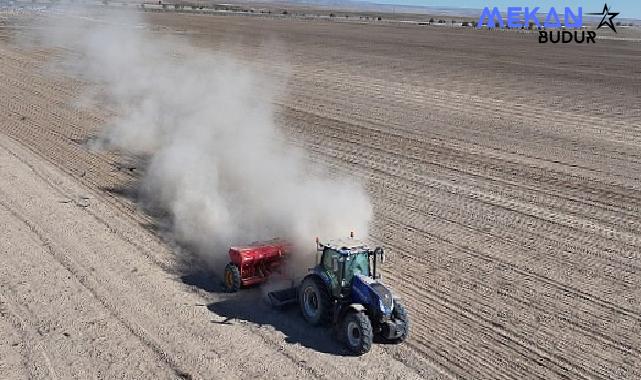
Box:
xmin=369 ymin=1 xmax=641 ymax=19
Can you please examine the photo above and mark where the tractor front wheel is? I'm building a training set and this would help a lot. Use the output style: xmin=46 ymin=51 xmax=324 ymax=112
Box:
xmin=382 ymin=299 xmax=410 ymax=343
xmin=343 ymin=311 xmax=373 ymax=355
xmin=299 ymin=276 xmax=331 ymax=326
xmin=223 ymin=263 xmax=241 ymax=292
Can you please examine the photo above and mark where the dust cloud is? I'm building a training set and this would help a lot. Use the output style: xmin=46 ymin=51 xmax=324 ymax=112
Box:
xmin=37 ymin=8 xmax=372 ymax=264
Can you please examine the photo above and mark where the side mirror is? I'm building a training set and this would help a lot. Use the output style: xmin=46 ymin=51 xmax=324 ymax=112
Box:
xmin=374 ymin=247 xmax=385 ymax=263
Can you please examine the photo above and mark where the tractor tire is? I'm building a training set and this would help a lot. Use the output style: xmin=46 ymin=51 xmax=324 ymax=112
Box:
xmin=342 ymin=311 xmax=373 ymax=355
xmin=384 ymin=299 xmax=410 ymax=343
xmin=298 ymin=275 xmax=331 ymax=326
xmin=223 ymin=263 xmax=241 ymax=292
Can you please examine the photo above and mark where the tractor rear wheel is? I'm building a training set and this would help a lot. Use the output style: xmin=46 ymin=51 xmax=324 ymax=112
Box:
xmin=299 ymin=276 xmax=331 ymax=326
xmin=223 ymin=263 xmax=241 ymax=292
xmin=343 ymin=311 xmax=373 ymax=355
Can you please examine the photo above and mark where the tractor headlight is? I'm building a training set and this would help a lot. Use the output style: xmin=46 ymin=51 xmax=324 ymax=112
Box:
xmin=379 ymin=297 xmax=394 ymax=315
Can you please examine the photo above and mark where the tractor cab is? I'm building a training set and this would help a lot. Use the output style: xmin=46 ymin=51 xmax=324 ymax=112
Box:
xmin=316 ymin=237 xmax=385 ymax=298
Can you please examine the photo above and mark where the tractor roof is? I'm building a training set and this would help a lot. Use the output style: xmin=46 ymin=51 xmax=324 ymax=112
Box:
xmin=323 ymin=238 xmax=368 ymax=251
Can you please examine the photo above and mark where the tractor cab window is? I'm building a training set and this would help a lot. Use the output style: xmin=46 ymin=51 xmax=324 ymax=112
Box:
xmin=322 ymin=247 xmax=370 ymax=289
xmin=344 ymin=251 xmax=370 ymax=283
xmin=321 ymin=248 xmax=340 ymax=292
xmin=322 ymin=248 xmax=339 ymax=271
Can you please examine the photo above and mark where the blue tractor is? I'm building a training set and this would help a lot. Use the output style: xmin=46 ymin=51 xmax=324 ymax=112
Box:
xmin=295 ymin=236 xmax=409 ymax=354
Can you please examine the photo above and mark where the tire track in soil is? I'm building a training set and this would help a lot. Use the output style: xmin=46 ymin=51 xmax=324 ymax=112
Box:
xmin=0 ymin=136 xmax=332 ymax=379
xmin=0 ymin=190 xmax=196 ymax=380
xmin=294 ymin=128 xmax=641 ymax=378
xmin=0 ymin=290 xmax=57 ymax=380
xmin=278 ymin=93 xmax=638 ymax=376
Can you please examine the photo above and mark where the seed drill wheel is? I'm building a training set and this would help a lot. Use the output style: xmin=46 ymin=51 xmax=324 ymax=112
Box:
xmin=223 ymin=263 xmax=241 ymax=292
xmin=343 ymin=311 xmax=373 ymax=355
xmin=298 ymin=276 xmax=331 ymax=326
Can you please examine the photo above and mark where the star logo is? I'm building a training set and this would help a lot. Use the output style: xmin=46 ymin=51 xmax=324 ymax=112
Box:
xmin=588 ymin=3 xmax=620 ymax=33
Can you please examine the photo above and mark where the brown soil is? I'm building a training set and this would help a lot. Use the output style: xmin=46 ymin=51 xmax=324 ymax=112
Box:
xmin=1 ymin=8 xmax=640 ymax=380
